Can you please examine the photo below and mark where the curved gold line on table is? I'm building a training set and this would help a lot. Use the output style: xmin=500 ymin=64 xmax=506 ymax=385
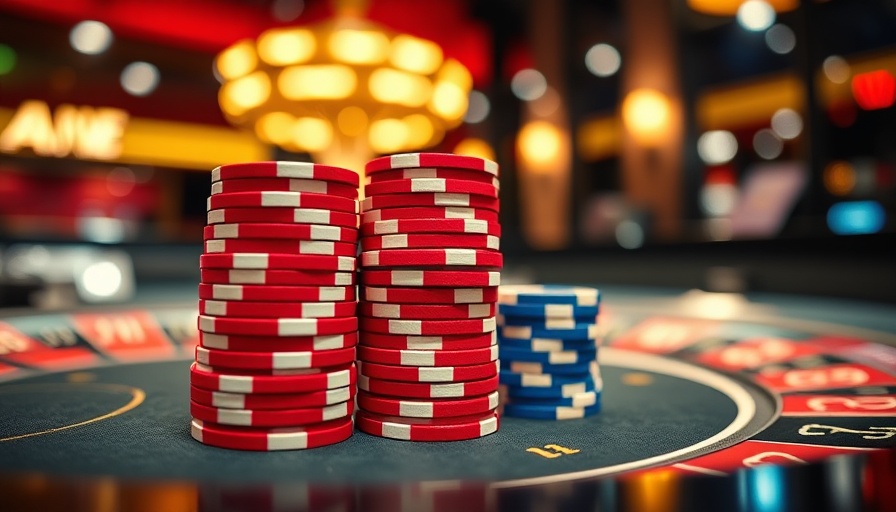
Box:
xmin=0 ymin=383 xmax=145 ymax=442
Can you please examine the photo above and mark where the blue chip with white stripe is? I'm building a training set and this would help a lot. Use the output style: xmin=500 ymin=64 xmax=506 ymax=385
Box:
xmin=497 ymin=303 xmax=599 ymax=319
xmin=498 ymin=285 xmax=600 ymax=306
xmin=498 ymin=314 xmax=599 ymax=330
xmin=513 ymin=390 xmax=601 ymax=408
xmin=498 ymin=336 xmax=598 ymax=352
xmin=499 ymin=323 xmax=600 ymax=341
xmin=501 ymin=359 xmax=595 ymax=375
xmin=499 ymin=346 xmax=597 ymax=365
xmin=503 ymin=379 xmax=598 ymax=399
xmin=499 ymin=368 xmax=593 ymax=388
xmin=503 ymin=401 xmax=602 ymax=420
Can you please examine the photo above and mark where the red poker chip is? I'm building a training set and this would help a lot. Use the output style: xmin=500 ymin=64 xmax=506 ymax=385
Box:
xmin=190 ymin=384 xmax=355 ymax=410
xmin=195 ymin=346 xmax=356 ymax=371
xmin=357 ymin=345 xmax=499 ymax=367
xmin=357 ymin=360 xmax=499 ymax=382
xmin=359 ymin=302 xmax=495 ymax=320
xmin=357 ymin=373 xmax=499 ymax=398
xmin=361 ymin=193 xmax=498 ymax=213
xmin=211 ymin=178 xmax=358 ymax=199
xmin=200 ymin=331 xmax=358 ymax=352
xmin=365 ymin=178 xmax=498 ymax=198
xmin=200 ymin=254 xmax=356 ymax=272
xmin=361 ymin=233 xmax=500 ymax=251
xmin=189 ymin=362 xmax=356 ymax=394
xmin=360 ymin=218 xmax=500 ymax=236
xmin=200 ymin=269 xmax=355 ymax=287
xmin=359 ymin=316 xmax=497 ymax=336
xmin=207 ymin=208 xmax=358 ymax=228
xmin=359 ymin=331 xmax=497 ymax=351
xmin=203 ymin=223 xmax=358 ymax=242
xmin=361 ymin=206 xmax=498 ymax=224
xmin=190 ymin=399 xmax=354 ymax=427
xmin=357 ymin=390 xmax=499 ymax=418
xmin=362 ymin=286 xmax=497 ymax=304
xmin=355 ymin=410 xmax=499 ymax=441
xmin=365 ymin=153 xmax=499 ymax=176
xmin=204 ymin=239 xmax=357 ymax=256
xmin=360 ymin=249 xmax=502 ymax=269
xmin=199 ymin=299 xmax=356 ymax=319
xmin=212 ymin=161 xmax=359 ymax=186
xmin=365 ymin=167 xmax=500 ymax=187
xmin=198 ymin=315 xmax=358 ymax=337
xmin=360 ymin=270 xmax=500 ymax=287
xmin=208 ymin=191 xmax=357 ymax=213
xmin=198 ymin=283 xmax=355 ymax=303
xmin=190 ymin=416 xmax=353 ymax=451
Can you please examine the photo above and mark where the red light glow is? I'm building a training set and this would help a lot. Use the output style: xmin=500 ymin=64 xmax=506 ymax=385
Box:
xmin=851 ymin=70 xmax=896 ymax=111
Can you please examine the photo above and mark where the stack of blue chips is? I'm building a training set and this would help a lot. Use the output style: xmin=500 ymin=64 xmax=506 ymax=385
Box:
xmin=496 ymin=285 xmax=603 ymax=420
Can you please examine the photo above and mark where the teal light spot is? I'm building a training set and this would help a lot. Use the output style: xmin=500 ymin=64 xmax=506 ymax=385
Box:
xmin=0 ymin=44 xmax=16 ymax=75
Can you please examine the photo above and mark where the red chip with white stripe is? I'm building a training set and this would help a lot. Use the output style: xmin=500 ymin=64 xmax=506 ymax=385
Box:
xmin=208 ymin=191 xmax=357 ymax=213
xmin=357 ymin=390 xmax=499 ymax=418
xmin=359 ymin=302 xmax=495 ymax=320
xmin=200 ymin=254 xmax=356 ymax=271
xmin=362 ymin=286 xmax=498 ymax=304
xmin=365 ymin=167 xmax=500 ymax=187
xmin=191 ymin=384 xmax=355 ymax=410
xmin=198 ymin=283 xmax=354 ymax=302
xmin=189 ymin=362 xmax=356 ymax=394
xmin=200 ymin=269 xmax=355 ymax=286
xmin=360 ymin=218 xmax=500 ymax=236
xmin=211 ymin=178 xmax=358 ymax=199
xmin=199 ymin=299 xmax=356 ymax=319
xmin=212 ymin=161 xmax=359 ymax=186
xmin=190 ymin=400 xmax=354 ymax=427
xmin=190 ymin=416 xmax=353 ymax=451
xmin=195 ymin=346 xmax=356 ymax=370
xmin=365 ymin=153 xmax=499 ymax=175
xmin=200 ymin=331 xmax=357 ymax=352
xmin=360 ymin=270 xmax=500 ymax=287
xmin=357 ymin=360 xmax=499 ymax=382
xmin=360 ymin=249 xmax=502 ymax=268
xmin=204 ymin=239 xmax=357 ymax=256
xmin=361 ymin=193 xmax=498 ymax=212
xmin=357 ymin=345 xmax=498 ymax=367
xmin=359 ymin=316 xmax=497 ymax=336
xmin=359 ymin=331 xmax=497 ymax=351
xmin=355 ymin=410 xmax=499 ymax=441
xmin=198 ymin=315 xmax=358 ymax=337
xmin=203 ymin=223 xmax=358 ymax=242
xmin=361 ymin=206 xmax=498 ymax=224
xmin=365 ymin=178 xmax=497 ymax=198
xmin=358 ymin=373 xmax=499 ymax=398
xmin=207 ymin=208 xmax=358 ymax=228
xmin=361 ymin=233 xmax=500 ymax=251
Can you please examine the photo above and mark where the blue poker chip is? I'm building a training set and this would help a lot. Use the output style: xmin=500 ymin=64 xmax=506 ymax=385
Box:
xmin=502 ymin=401 xmax=602 ymax=420
xmin=499 ymin=346 xmax=597 ymax=365
xmin=499 ymin=369 xmax=593 ymax=388
xmin=513 ymin=390 xmax=601 ymax=408
xmin=498 ymin=315 xmax=599 ymax=330
xmin=498 ymin=336 xmax=598 ymax=352
xmin=498 ymin=324 xmax=600 ymax=341
xmin=498 ymin=285 xmax=600 ymax=306
xmin=503 ymin=380 xmax=597 ymax=399
xmin=497 ymin=303 xmax=599 ymax=319
xmin=501 ymin=359 xmax=594 ymax=375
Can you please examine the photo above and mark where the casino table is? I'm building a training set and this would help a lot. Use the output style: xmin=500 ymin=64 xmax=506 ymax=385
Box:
xmin=1 ymin=283 xmax=895 ymax=511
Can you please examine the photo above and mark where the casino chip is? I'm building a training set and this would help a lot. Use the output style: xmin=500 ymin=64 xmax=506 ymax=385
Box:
xmin=496 ymin=284 xmax=604 ymax=420
xmin=356 ymin=153 xmax=502 ymax=440
xmin=192 ymin=161 xmax=360 ymax=450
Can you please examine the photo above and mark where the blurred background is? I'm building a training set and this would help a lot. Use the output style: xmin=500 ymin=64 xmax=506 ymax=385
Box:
xmin=0 ymin=0 xmax=894 ymax=308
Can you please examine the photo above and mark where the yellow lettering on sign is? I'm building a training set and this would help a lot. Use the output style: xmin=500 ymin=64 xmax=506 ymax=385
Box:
xmin=0 ymin=100 xmax=128 ymax=160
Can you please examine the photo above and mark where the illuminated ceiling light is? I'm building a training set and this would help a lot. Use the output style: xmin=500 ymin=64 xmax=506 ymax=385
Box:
xmin=518 ymin=121 xmax=562 ymax=167
xmin=216 ymin=40 xmax=257 ymax=80
xmin=369 ymin=118 xmax=409 ymax=153
xmin=429 ymin=82 xmax=468 ymax=122
xmin=70 ymin=20 xmax=113 ymax=55
xmin=851 ymin=70 xmax=896 ymax=111
xmin=823 ymin=160 xmax=856 ymax=196
xmin=258 ymin=28 xmax=315 ymax=66
xmin=511 ymin=69 xmax=548 ymax=101
xmin=271 ymin=0 xmax=305 ymax=22
xmin=687 ymin=0 xmax=798 ymax=16
xmin=369 ymin=68 xmax=432 ymax=107
xmin=337 ymin=106 xmax=368 ymax=137
xmin=329 ymin=29 xmax=390 ymax=64
xmin=621 ymin=88 xmax=672 ymax=146
xmin=737 ymin=0 xmax=776 ymax=32
xmin=770 ymin=108 xmax=802 ymax=139
xmin=291 ymin=117 xmax=332 ymax=152
xmin=585 ymin=43 xmax=621 ymax=77
xmin=390 ymin=35 xmax=443 ymax=75
xmin=120 ymin=61 xmax=159 ymax=97
xmin=697 ymin=130 xmax=738 ymax=165
xmin=454 ymin=138 xmax=496 ymax=162
xmin=438 ymin=59 xmax=473 ymax=89
xmin=827 ymin=200 xmax=885 ymax=235
xmin=221 ymin=71 xmax=271 ymax=113
xmin=464 ymin=91 xmax=490 ymax=124
xmin=765 ymin=24 xmax=796 ymax=54
xmin=256 ymin=112 xmax=295 ymax=144
xmin=279 ymin=65 xmax=356 ymax=100
xmin=0 ymin=44 xmax=16 ymax=75
xmin=822 ymin=55 xmax=850 ymax=84
xmin=753 ymin=128 xmax=783 ymax=159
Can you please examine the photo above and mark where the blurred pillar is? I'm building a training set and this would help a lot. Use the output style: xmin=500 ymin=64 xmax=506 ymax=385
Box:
xmin=517 ymin=0 xmax=572 ymax=250
xmin=619 ymin=0 xmax=685 ymax=239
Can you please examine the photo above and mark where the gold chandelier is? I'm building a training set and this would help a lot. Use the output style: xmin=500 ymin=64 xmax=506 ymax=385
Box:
xmin=214 ymin=0 xmax=473 ymax=172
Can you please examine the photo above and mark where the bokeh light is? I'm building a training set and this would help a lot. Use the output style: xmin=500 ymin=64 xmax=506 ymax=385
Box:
xmin=697 ymin=130 xmax=738 ymax=165
xmin=70 ymin=20 xmax=113 ymax=55
xmin=753 ymin=129 xmax=783 ymax=160
xmin=737 ymin=0 xmax=776 ymax=32
xmin=511 ymin=69 xmax=548 ymax=101
xmin=454 ymin=138 xmax=496 ymax=162
xmin=823 ymin=55 xmax=850 ymax=84
xmin=823 ymin=161 xmax=856 ymax=196
xmin=0 ymin=44 xmax=16 ymax=75
xmin=120 ymin=62 xmax=160 ymax=96
xmin=765 ymin=24 xmax=796 ymax=54
xmin=585 ymin=43 xmax=621 ymax=77
xmin=770 ymin=108 xmax=802 ymax=140
xmin=464 ymin=91 xmax=490 ymax=124
xmin=622 ymin=88 xmax=672 ymax=146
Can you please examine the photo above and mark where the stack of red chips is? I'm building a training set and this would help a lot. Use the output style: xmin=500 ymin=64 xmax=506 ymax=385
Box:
xmin=189 ymin=161 xmax=360 ymax=451
xmin=354 ymin=153 xmax=503 ymax=442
